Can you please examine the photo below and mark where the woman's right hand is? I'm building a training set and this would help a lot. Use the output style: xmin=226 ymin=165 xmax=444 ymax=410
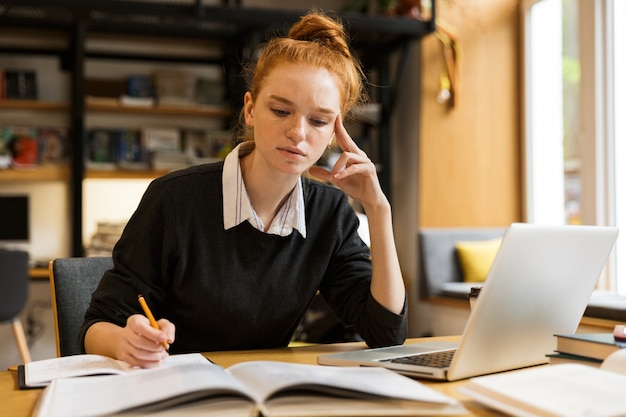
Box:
xmin=84 ymin=316 xmax=175 ymax=368
xmin=116 ymin=314 xmax=175 ymax=368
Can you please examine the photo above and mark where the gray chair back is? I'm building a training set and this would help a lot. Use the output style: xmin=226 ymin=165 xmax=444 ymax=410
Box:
xmin=0 ymin=249 xmax=29 ymax=322
xmin=50 ymin=257 xmax=113 ymax=356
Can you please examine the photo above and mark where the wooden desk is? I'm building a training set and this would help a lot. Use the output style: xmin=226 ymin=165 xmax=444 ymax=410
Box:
xmin=1 ymin=336 xmax=504 ymax=417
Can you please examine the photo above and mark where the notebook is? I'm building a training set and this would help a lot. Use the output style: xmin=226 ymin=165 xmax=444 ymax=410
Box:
xmin=318 ymin=223 xmax=619 ymax=381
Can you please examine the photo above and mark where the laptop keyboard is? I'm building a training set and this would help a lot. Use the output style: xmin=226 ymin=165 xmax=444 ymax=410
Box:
xmin=381 ymin=349 xmax=456 ymax=368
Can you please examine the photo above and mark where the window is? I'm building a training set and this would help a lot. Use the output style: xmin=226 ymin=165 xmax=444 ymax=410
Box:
xmin=612 ymin=0 xmax=624 ymax=293
xmin=523 ymin=0 xmax=624 ymax=293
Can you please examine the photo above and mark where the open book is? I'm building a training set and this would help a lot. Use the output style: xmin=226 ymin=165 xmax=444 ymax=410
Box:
xmin=460 ymin=357 xmax=626 ymax=417
xmin=33 ymin=359 xmax=467 ymax=417
xmin=19 ymin=353 xmax=209 ymax=388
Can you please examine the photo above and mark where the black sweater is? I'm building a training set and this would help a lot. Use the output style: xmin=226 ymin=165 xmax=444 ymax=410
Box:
xmin=81 ymin=162 xmax=407 ymax=353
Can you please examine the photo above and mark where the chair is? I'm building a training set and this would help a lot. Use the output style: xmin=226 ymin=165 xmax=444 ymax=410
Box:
xmin=0 ymin=249 xmax=32 ymax=363
xmin=49 ymin=257 xmax=113 ymax=357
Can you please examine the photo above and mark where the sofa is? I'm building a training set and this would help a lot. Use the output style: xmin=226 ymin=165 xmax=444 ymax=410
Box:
xmin=418 ymin=227 xmax=506 ymax=301
xmin=417 ymin=227 xmax=626 ymax=330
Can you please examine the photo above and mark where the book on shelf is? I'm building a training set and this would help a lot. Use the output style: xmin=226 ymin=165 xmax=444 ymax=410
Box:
xmin=150 ymin=150 xmax=190 ymax=172
xmin=126 ymin=74 xmax=155 ymax=99
xmin=118 ymin=95 xmax=155 ymax=107
xmin=142 ymin=127 xmax=181 ymax=153
xmin=183 ymin=128 xmax=214 ymax=159
xmin=86 ymin=129 xmax=118 ymax=170
xmin=0 ymin=125 xmax=11 ymax=168
xmin=554 ymin=332 xmax=626 ymax=361
xmin=0 ymin=126 xmax=68 ymax=169
xmin=182 ymin=128 xmax=224 ymax=166
xmin=0 ymin=154 xmax=9 ymax=169
xmin=38 ymin=127 xmax=68 ymax=164
xmin=7 ymin=127 xmax=39 ymax=170
xmin=31 ymin=354 xmax=466 ymax=417
xmin=460 ymin=362 xmax=626 ymax=417
xmin=3 ymin=69 xmax=37 ymax=100
xmin=86 ymin=128 xmax=152 ymax=171
xmin=117 ymin=129 xmax=149 ymax=170
xmin=86 ymin=220 xmax=127 ymax=257
xmin=1 ymin=127 xmax=26 ymax=169
xmin=154 ymin=69 xmax=196 ymax=107
xmin=195 ymin=76 xmax=225 ymax=105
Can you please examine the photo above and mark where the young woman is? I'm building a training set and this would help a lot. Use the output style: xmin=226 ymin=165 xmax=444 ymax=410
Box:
xmin=81 ymin=10 xmax=407 ymax=368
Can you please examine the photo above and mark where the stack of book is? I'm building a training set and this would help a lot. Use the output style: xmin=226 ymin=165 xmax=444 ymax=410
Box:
xmin=86 ymin=221 xmax=126 ymax=257
xmin=548 ymin=332 xmax=626 ymax=367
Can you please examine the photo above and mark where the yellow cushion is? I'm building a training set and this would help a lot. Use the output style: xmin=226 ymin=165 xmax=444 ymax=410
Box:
xmin=455 ymin=238 xmax=502 ymax=282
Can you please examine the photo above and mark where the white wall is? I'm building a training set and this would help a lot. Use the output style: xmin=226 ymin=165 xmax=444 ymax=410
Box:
xmin=83 ymin=179 xmax=151 ymax=246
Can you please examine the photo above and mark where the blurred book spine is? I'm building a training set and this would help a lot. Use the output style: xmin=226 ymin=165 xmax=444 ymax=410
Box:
xmin=2 ymin=69 xmax=37 ymax=100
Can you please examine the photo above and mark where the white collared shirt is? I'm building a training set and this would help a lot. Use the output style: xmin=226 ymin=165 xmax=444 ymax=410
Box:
xmin=222 ymin=141 xmax=306 ymax=238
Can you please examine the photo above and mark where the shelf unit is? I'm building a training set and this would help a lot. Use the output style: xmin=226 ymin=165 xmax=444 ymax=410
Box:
xmin=0 ymin=0 xmax=436 ymax=256
xmin=86 ymin=102 xmax=233 ymax=118
xmin=0 ymin=99 xmax=69 ymax=111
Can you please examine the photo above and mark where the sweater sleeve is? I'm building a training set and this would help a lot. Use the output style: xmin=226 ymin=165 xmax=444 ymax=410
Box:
xmin=317 ymin=193 xmax=407 ymax=348
xmin=79 ymin=177 xmax=178 ymax=352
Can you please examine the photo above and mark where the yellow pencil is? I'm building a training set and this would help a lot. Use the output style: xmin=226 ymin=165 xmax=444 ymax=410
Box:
xmin=137 ymin=294 xmax=169 ymax=349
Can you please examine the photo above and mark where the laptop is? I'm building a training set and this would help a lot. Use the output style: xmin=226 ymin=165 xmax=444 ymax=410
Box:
xmin=318 ymin=223 xmax=619 ymax=381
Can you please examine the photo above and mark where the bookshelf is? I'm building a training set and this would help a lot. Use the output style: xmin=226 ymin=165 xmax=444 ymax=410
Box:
xmin=0 ymin=0 xmax=436 ymax=256
xmin=86 ymin=102 xmax=233 ymax=118
xmin=0 ymin=97 xmax=70 ymax=183
xmin=0 ymin=165 xmax=69 ymax=182
xmin=84 ymin=168 xmax=169 ymax=180
xmin=0 ymin=100 xmax=69 ymax=111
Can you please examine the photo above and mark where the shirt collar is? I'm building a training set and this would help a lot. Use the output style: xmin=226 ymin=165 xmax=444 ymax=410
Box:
xmin=223 ymin=141 xmax=306 ymax=238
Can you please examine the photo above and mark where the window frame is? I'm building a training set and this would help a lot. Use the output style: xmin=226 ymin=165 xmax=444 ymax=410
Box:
xmin=521 ymin=0 xmax=619 ymax=291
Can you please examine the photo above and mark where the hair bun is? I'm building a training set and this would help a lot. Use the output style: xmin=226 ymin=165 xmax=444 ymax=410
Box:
xmin=288 ymin=12 xmax=351 ymax=58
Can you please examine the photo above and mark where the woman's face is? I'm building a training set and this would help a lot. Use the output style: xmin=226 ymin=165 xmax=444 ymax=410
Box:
xmin=243 ymin=62 xmax=342 ymax=176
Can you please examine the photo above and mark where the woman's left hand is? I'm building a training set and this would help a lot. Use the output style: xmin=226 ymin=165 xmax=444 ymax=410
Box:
xmin=308 ymin=114 xmax=387 ymax=210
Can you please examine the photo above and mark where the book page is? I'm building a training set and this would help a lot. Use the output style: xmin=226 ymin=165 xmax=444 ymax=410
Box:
xmin=107 ymin=397 xmax=257 ymax=417
xmin=25 ymin=354 xmax=131 ymax=386
xmin=25 ymin=353 xmax=208 ymax=387
xmin=34 ymin=362 xmax=255 ymax=417
xmin=263 ymin=394 xmax=468 ymax=417
xmin=461 ymin=364 xmax=626 ymax=417
xmin=226 ymin=361 xmax=458 ymax=405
